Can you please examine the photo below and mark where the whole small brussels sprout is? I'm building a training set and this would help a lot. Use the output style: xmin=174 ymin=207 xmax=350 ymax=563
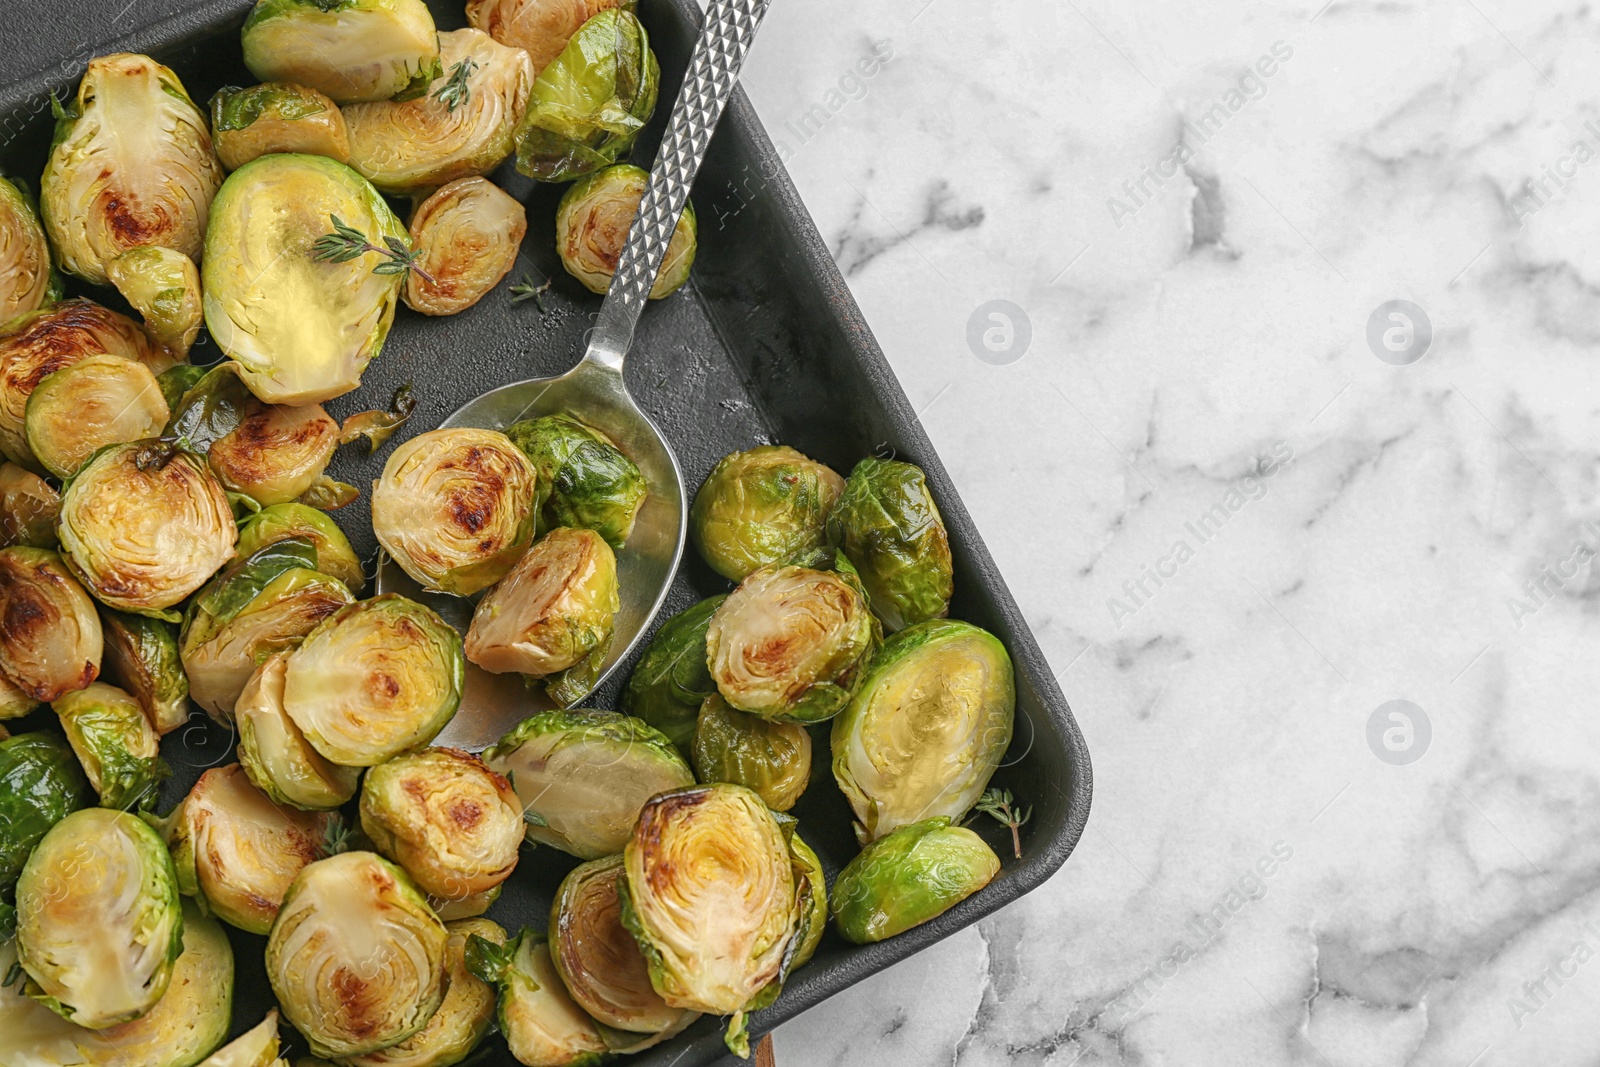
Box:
xmin=0 ymin=547 xmax=101 ymax=702
xmin=266 ymin=851 xmax=450 ymax=1058
xmin=0 ymin=732 xmax=92 ymax=896
xmin=0 ymin=176 xmax=60 ymax=323
xmin=830 ymin=817 xmax=1000 ymax=944
xmin=14 ymin=807 xmax=184 ymax=1028
xmin=506 ymin=412 xmax=646 ymax=550
xmin=403 ymin=176 xmax=528 ymax=316
xmin=620 ymin=594 xmax=725 ymax=752
xmin=693 ymin=694 xmax=812 ymax=812
xmin=465 ymin=928 xmax=608 ymax=1066
xmin=282 ymin=595 xmax=464 ymax=766
xmin=242 ymin=0 xmax=444 ymax=104
xmin=106 ymin=245 xmax=205 ymax=357
xmin=236 ymin=653 xmax=361 ymax=809
xmin=828 ymin=457 xmax=954 ymax=630
xmin=691 ymin=445 xmax=846 ymax=581
xmin=831 ymin=619 xmax=1014 ymax=843
xmin=41 ymin=54 xmax=223 ymax=286
xmin=54 ymin=681 xmax=170 ymax=811
xmin=372 ymin=427 xmax=540 ymax=596
xmin=99 ymin=607 xmax=189 ymax=735
xmin=198 ymin=1009 xmax=286 ymax=1067
xmin=208 ymin=398 xmax=343 ymax=507
xmin=0 ymin=462 xmax=59 ymax=548
xmin=788 ymin=831 xmax=827 ymax=970
xmin=24 ymin=353 xmax=170 ymax=478
xmin=557 ymin=164 xmax=695 ymax=299
xmin=235 ymin=502 xmax=367 ymax=592
xmin=211 ymin=82 xmax=352 ymax=171
xmin=484 ymin=709 xmax=693 ymax=860
xmin=514 ymin=8 xmax=659 ymax=182
xmin=467 ymin=0 xmax=626 ymax=73
xmin=58 ymin=441 xmax=238 ymax=618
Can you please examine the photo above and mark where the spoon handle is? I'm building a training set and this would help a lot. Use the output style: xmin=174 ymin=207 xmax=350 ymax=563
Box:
xmin=584 ymin=0 xmax=774 ymax=370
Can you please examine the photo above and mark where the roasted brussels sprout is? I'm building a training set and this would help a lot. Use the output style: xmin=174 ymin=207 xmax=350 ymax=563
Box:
xmin=236 ymin=502 xmax=367 ymax=593
xmin=203 ymin=153 xmax=407 ymax=405
xmin=237 ymin=653 xmax=362 ymax=810
xmin=828 ymin=458 xmax=954 ymax=630
xmin=514 ymin=8 xmax=659 ymax=182
xmin=199 ymin=1009 xmax=286 ymax=1067
xmin=106 ymin=245 xmax=205 ymax=357
xmin=466 ymin=928 xmax=608 ymax=1067
xmin=211 ymin=82 xmax=352 ymax=171
xmin=267 ymin=851 xmax=448 ymax=1058
xmin=282 ymin=595 xmax=464 ymax=766
xmin=830 ymin=817 xmax=999 ymax=944
xmin=372 ymin=427 xmax=539 ymax=595
xmin=0 ymin=461 xmax=58 ymax=548
xmin=691 ymin=445 xmax=846 ymax=581
xmin=242 ymin=0 xmax=444 ymax=104
xmin=557 ymin=164 xmax=695 ymax=298
xmin=14 ymin=807 xmax=184 ymax=1028
xmin=54 ymin=681 xmax=169 ymax=810
xmin=346 ymin=29 xmax=534 ymax=195
xmin=0 ymin=176 xmax=59 ymax=322
xmin=0 ymin=675 xmax=36 ymax=720
xmin=831 ymin=619 xmax=1014 ymax=842
xmin=23 ymin=353 xmax=169 ymax=478
xmin=788 ymin=832 xmax=827 ymax=970
xmin=620 ymin=594 xmax=725 ymax=752
xmin=58 ymin=441 xmax=237 ymax=618
xmin=706 ymin=562 xmax=877 ymax=724
xmin=97 ymin=607 xmax=189 ymax=735
xmin=209 ymin=399 xmax=343 ymax=506
xmin=467 ymin=0 xmax=624 ymax=73
xmin=0 ymin=547 xmax=101 ymax=702
xmin=0 ymin=732 xmax=91 ymax=896
xmin=507 ymin=413 xmax=646 ymax=549
xmin=692 ymin=694 xmax=812 ymax=812
xmin=404 ymin=177 xmax=527 ymax=316
xmin=484 ymin=709 xmax=693 ymax=860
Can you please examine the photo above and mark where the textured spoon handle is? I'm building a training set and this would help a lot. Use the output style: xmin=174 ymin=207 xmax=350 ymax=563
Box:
xmin=585 ymin=0 xmax=773 ymax=369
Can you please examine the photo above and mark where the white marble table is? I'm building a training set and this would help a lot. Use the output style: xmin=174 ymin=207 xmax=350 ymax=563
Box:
xmin=729 ymin=0 xmax=1600 ymax=1063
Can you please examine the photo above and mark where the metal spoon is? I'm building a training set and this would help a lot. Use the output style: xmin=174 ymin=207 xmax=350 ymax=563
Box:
xmin=379 ymin=0 xmax=775 ymax=750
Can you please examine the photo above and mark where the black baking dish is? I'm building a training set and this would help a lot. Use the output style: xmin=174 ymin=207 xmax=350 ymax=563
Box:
xmin=0 ymin=1 xmax=1093 ymax=1062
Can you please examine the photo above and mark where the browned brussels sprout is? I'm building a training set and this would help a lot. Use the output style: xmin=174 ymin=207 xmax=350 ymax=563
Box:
xmin=0 ymin=547 xmax=101 ymax=702
xmin=467 ymin=0 xmax=627 ymax=73
xmin=211 ymin=82 xmax=352 ymax=171
xmin=23 ymin=353 xmax=169 ymax=478
xmin=0 ymin=462 xmax=59 ymax=549
xmin=403 ymin=176 xmax=528 ymax=316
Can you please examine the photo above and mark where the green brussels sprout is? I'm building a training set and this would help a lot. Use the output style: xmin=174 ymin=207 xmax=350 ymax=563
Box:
xmin=403 ymin=176 xmax=527 ymax=316
xmin=466 ymin=0 xmax=627 ymax=74
xmin=692 ymin=694 xmax=812 ymax=812
xmin=551 ymin=854 xmax=698 ymax=1035
xmin=827 ymin=458 xmax=954 ymax=631
xmin=831 ymin=619 xmax=1014 ymax=843
xmin=346 ymin=28 xmax=535 ymax=195
xmin=208 ymin=398 xmax=342 ymax=507
xmin=620 ymin=594 xmax=725 ymax=752
xmin=0 ymin=461 xmax=59 ymax=548
xmin=156 ymin=362 xmax=210 ymax=412
xmin=203 ymin=153 xmax=407 ymax=405
xmin=829 ymin=817 xmax=1000 ymax=944
xmin=198 ymin=1009 xmax=286 ymax=1067
xmin=211 ymin=82 xmax=352 ymax=171
xmin=0 ymin=675 xmax=37 ymax=720
xmin=432 ymin=886 xmax=502 ymax=922
xmin=465 ymin=928 xmax=608 ymax=1067
xmin=106 ymin=245 xmax=205 ymax=358
xmin=691 ymin=445 xmax=846 ymax=581
xmin=236 ymin=653 xmax=362 ymax=810
xmin=513 ymin=9 xmax=659 ymax=183
xmin=266 ymin=851 xmax=449 ymax=1058
xmin=788 ymin=831 xmax=827 ymax=970
xmin=0 ymin=547 xmax=101 ymax=703
xmin=359 ymin=747 xmax=523 ymax=911
xmin=0 ymin=176 xmax=60 ymax=323
xmin=706 ymin=562 xmax=878 ymax=724
xmin=54 ymin=681 xmax=170 ymax=810
xmin=464 ymin=527 xmax=618 ymax=705
xmin=58 ymin=441 xmax=238 ymax=618
xmin=40 ymin=54 xmax=223 ymax=286
xmin=282 ymin=595 xmax=464 ymax=766
xmin=235 ymin=502 xmax=367 ymax=592
xmin=14 ymin=807 xmax=184 ymax=1028
xmin=242 ymin=0 xmax=444 ymax=104
xmin=0 ymin=732 xmax=92 ymax=896
xmin=483 ymin=709 xmax=693 ymax=860
xmin=371 ymin=427 xmax=539 ymax=596
xmin=506 ymin=413 xmax=646 ymax=550
xmin=99 ymin=607 xmax=190 ymax=735
xmin=556 ymin=164 xmax=695 ymax=299
xmin=24 ymin=353 xmax=170 ymax=478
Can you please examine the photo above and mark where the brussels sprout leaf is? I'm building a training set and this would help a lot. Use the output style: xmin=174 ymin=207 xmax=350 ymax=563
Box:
xmin=339 ymin=383 xmax=416 ymax=454
xmin=464 ymin=932 xmax=514 ymax=985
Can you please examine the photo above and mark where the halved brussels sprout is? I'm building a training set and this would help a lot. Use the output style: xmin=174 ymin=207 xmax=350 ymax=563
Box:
xmin=242 ymin=0 xmax=443 ymax=104
xmin=514 ymin=8 xmax=659 ymax=182
xmin=282 ymin=595 xmax=464 ymax=766
xmin=346 ymin=29 xmax=535 ymax=195
xmin=208 ymin=399 xmax=342 ymax=506
xmin=467 ymin=0 xmax=626 ymax=73
xmin=166 ymin=763 xmax=341 ymax=934
xmin=466 ymin=929 xmax=608 ymax=1067
xmin=235 ymin=502 xmax=367 ymax=593
xmin=0 ymin=732 xmax=92 ymax=896
xmin=54 ymin=681 xmax=170 ymax=810
xmin=831 ymin=619 xmax=1014 ymax=842
xmin=830 ymin=817 xmax=999 ymax=944
xmin=552 ymin=854 xmax=698 ymax=1035
xmin=211 ymin=82 xmax=352 ymax=171
xmin=266 ymin=851 xmax=449 ymax=1058
xmin=691 ymin=445 xmax=846 ymax=581
xmin=506 ymin=413 xmax=645 ymax=550
xmin=372 ymin=427 xmax=538 ymax=595
xmin=692 ymin=694 xmax=812 ymax=813
xmin=557 ymin=164 xmax=695 ymax=299
xmin=107 ymin=245 xmax=205 ymax=358
xmin=14 ymin=807 xmax=184 ymax=1028
xmin=828 ymin=458 xmax=953 ymax=631
xmin=0 ymin=176 xmax=59 ymax=322
xmin=0 ymin=675 xmax=37 ymax=720
xmin=24 ymin=353 xmax=169 ymax=478
xmin=100 ymin=608 xmax=189 ymax=735
xmin=788 ymin=832 xmax=827 ymax=970
xmin=706 ymin=563 xmax=877 ymax=724
xmin=433 ymin=886 xmax=502 ymax=922
xmin=203 ymin=153 xmax=407 ymax=405
xmin=360 ymin=747 xmax=523 ymax=910
xmin=483 ymin=709 xmax=693 ymax=860
xmin=200 ymin=1009 xmax=285 ymax=1067
xmin=620 ymin=594 xmax=725 ymax=753
xmin=404 ymin=177 xmax=527 ymax=316
xmin=58 ymin=441 xmax=237 ymax=617
xmin=237 ymin=654 xmax=362 ymax=810
xmin=465 ymin=527 xmax=618 ymax=704
xmin=0 ymin=462 xmax=59 ymax=548
xmin=0 ymin=547 xmax=101 ymax=702
xmin=41 ymin=54 xmax=222 ymax=286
